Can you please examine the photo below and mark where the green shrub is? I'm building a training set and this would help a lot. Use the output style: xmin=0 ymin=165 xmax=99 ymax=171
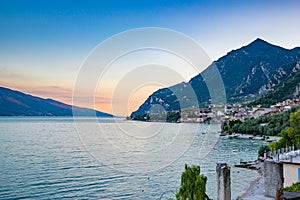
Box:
xmin=284 ymin=182 xmax=300 ymax=192
xmin=176 ymin=164 xmax=209 ymax=200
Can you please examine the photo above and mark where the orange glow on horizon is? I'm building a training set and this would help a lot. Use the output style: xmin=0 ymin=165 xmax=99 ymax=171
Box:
xmin=1 ymin=82 xmax=160 ymax=116
xmin=95 ymin=84 xmax=160 ymax=116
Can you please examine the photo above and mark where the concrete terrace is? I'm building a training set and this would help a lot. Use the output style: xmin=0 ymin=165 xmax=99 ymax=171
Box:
xmin=240 ymin=148 xmax=300 ymax=200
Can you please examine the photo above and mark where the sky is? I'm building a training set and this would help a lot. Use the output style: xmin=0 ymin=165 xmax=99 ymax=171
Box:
xmin=1 ymin=0 xmax=300 ymax=116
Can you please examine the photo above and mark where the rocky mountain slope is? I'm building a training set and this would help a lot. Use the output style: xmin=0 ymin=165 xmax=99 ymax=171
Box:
xmin=131 ymin=38 xmax=300 ymax=117
xmin=248 ymin=61 xmax=300 ymax=107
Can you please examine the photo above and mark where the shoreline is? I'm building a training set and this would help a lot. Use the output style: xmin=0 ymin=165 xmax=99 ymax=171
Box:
xmin=237 ymin=161 xmax=274 ymax=200
xmin=238 ymin=162 xmax=263 ymax=198
xmin=239 ymin=176 xmax=263 ymax=198
xmin=225 ymin=133 xmax=281 ymax=143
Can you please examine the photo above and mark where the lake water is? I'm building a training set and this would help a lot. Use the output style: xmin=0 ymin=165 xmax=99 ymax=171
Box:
xmin=0 ymin=117 xmax=266 ymax=199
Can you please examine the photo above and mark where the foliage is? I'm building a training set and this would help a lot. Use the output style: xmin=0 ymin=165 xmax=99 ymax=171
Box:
xmin=131 ymin=111 xmax=181 ymax=123
xmin=283 ymin=182 xmax=300 ymax=192
xmin=258 ymin=145 xmax=271 ymax=157
xmin=268 ymin=141 xmax=280 ymax=150
xmin=268 ymin=108 xmax=300 ymax=149
xmin=291 ymin=109 xmax=300 ymax=130
xmin=223 ymin=107 xmax=300 ymax=136
xmin=278 ymin=128 xmax=299 ymax=147
xmin=131 ymin=113 xmax=150 ymax=121
xmin=176 ymin=164 xmax=209 ymax=200
xmin=167 ymin=111 xmax=181 ymax=123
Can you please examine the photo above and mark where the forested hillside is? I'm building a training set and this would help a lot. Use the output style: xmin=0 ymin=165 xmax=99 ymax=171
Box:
xmin=223 ymin=106 xmax=300 ymax=136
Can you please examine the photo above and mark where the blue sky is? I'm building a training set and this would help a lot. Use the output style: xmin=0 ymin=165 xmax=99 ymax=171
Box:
xmin=1 ymin=0 xmax=300 ymax=115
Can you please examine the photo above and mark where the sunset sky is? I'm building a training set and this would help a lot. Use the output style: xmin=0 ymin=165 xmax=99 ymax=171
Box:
xmin=1 ymin=0 xmax=300 ymax=116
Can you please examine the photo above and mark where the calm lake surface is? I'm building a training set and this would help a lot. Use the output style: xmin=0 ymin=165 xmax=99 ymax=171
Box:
xmin=0 ymin=117 xmax=266 ymax=199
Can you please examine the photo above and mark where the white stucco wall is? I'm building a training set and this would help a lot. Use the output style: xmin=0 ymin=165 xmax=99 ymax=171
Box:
xmin=283 ymin=163 xmax=300 ymax=187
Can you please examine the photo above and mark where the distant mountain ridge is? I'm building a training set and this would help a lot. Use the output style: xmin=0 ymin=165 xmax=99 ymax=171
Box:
xmin=0 ymin=87 xmax=113 ymax=117
xmin=213 ymin=38 xmax=300 ymax=96
xmin=131 ymin=38 xmax=300 ymax=117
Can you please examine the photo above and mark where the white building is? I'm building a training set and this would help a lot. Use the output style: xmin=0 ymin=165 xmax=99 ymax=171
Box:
xmin=282 ymin=161 xmax=300 ymax=187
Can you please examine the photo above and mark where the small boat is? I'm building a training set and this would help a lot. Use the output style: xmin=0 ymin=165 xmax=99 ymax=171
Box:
xmin=232 ymin=149 xmax=239 ymax=153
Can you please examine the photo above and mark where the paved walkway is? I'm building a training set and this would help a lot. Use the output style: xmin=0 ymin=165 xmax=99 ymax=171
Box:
xmin=241 ymin=195 xmax=274 ymax=200
xmin=238 ymin=166 xmax=275 ymax=200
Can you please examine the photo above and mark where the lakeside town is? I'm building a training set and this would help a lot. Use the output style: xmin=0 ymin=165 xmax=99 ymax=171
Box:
xmin=2 ymin=1 xmax=300 ymax=200
xmin=176 ymin=97 xmax=300 ymax=199
xmin=179 ymin=98 xmax=300 ymax=124
xmin=129 ymin=94 xmax=300 ymax=199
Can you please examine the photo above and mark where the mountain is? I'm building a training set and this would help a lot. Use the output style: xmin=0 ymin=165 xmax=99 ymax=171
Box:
xmin=214 ymin=38 xmax=300 ymax=97
xmin=131 ymin=38 xmax=300 ymax=117
xmin=248 ymin=61 xmax=300 ymax=107
xmin=0 ymin=87 xmax=113 ymax=117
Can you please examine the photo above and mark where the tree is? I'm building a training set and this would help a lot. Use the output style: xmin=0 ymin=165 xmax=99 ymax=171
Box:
xmin=223 ymin=106 xmax=299 ymax=136
xmin=167 ymin=111 xmax=181 ymax=123
xmin=269 ymin=108 xmax=300 ymax=149
xmin=290 ymin=109 xmax=300 ymax=130
xmin=176 ymin=164 xmax=209 ymax=200
xmin=278 ymin=127 xmax=299 ymax=147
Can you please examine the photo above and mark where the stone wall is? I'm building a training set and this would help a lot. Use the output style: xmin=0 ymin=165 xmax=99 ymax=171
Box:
xmin=264 ymin=160 xmax=283 ymax=199
xmin=216 ymin=163 xmax=231 ymax=200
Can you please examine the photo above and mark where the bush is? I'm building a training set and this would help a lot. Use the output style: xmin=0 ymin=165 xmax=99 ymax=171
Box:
xmin=269 ymin=142 xmax=280 ymax=150
xmin=269 ymin=108 xmax=300 ymax=149
xmin=176 ymin=164 xmax=209 ymax=200
xmin=284 ymin=182 xmax=300 ymax=192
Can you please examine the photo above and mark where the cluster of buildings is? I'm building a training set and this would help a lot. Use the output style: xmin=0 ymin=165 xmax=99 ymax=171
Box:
xmin=264 ymin=146 xmax=300 ymax=199
xmin=215 ymin=147 xmax=300 ymax=200
xmin=178 ymin=98 xmax=300 ymax=123
xmin=225 ymin=98 xmax=300 ymax=121
xmin=178 ymin=109 xmax=211 ymax=123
